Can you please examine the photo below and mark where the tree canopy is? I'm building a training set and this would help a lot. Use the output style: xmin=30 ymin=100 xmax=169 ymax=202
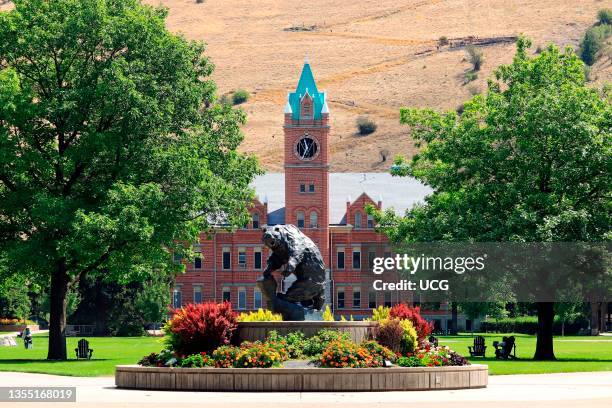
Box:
xmin=374 ymin=37 xmax=611 ymax=359
xmin=0 ymin=0 xmax=260 ymax=359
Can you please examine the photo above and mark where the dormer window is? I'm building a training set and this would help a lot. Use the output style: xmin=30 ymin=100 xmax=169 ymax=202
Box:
xmin=301 ymin=93 xmax=313 ymax=119
xmin=354 ymin=212 xmax=362 ymax=229
xmin=252 ymin=213 xmax=260 ymax=229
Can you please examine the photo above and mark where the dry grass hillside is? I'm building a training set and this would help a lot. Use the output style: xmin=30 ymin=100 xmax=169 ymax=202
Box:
xmin=3 ymin=1 xmax=611 ymax=171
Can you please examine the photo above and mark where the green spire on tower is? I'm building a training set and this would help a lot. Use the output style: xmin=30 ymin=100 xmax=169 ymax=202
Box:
xmin=288 ymin=57 xmax=327 ymax=120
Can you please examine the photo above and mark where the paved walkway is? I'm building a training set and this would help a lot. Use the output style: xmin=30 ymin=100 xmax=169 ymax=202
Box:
xmin=0 ymin=371 xmax=611 ymax=408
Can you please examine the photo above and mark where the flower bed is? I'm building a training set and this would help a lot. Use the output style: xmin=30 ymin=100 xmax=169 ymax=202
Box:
xmin=121 ymin=302 xmax=484 ymax=391
xmin=0 ymin=318 xmax=39 ymax=333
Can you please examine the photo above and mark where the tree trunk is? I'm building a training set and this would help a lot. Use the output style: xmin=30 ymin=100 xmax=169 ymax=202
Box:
xmin=47 ymin=262 xmax=69 ymax=360
xmin=450 ymin=302 xmax=458 ymax=335
xmin=561 ymin=320 xmax=565 ymax=337
xmin=534 ymin=302 xmax=556 ymax=360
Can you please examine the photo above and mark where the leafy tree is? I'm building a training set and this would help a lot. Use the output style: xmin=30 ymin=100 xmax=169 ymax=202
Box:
xmin=0 ymin=0 xmax=259 ymax=359
xmin=554 ymin=301 xmax=584 ymax=337
xmin=69 ymin=271 xmax=172 ymax=335
xmin=0 ymin=275 xmax=31 ymax=321
xmin=374 ymin=38 xmax=611 ymax=360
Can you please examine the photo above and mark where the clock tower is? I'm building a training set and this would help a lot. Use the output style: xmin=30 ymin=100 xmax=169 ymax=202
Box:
xmin=283 ymin=59 xmax=330 ymax=262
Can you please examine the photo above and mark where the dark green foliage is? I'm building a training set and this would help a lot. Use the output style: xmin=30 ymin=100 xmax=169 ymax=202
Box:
xmin=180 ymin=353 xmax=212 ymax=367
xmin=266 ymin=330 xmax=307 ymax=359
xmin=377 ymin=37 xmax=611 ymax=360
xmin=464 ymin=71 xmax=478 ymax=83
xmin=579 ymin=24 xmax=612 ymax=65
xmin=0 ymin=0 xmax=259 ymax=359
xmin=480 ymin=315 xmax=588 ymax=335
xmin=465 ymin=45 xmax=484 ymax=71
xmin=597 ymin=9 xmax=612 ymax=25
xmin=356 ymin=116 xmax=377 ymax=135
xmin=302 ymin=329 xmax=351 ymax=356
xmin=69 ymin=273 xmax=172 ymax=336
xmin=0 ymin=275 xmax=31 ymax=321
xmin=232 ymin=89 xmax=250 ymax=105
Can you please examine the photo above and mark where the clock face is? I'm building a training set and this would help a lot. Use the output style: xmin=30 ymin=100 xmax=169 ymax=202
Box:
xmin=296 ymin=136 xmax=318 ymax=160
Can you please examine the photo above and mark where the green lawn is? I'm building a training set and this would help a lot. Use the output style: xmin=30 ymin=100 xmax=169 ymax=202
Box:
xmin=439 ymin=333 xmax=612 ymax=375
xmin=0 ymin=333 xmax=611 ymax=377
xmin=0 ymin=334 xmax=160 ymax=376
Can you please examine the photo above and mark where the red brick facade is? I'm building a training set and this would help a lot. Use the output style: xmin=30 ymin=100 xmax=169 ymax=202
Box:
xmin=174 ymin=62 xmax=411 ymax=318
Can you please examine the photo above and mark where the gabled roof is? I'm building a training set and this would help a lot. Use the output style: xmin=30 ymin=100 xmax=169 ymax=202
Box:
xmin=251 ymin=173 xmax=432 ymax=225
xmin=288 ymin=61 xmax=326 ymax=120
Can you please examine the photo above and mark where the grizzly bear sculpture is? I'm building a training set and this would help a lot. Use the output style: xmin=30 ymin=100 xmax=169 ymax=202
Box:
xmin=257 ymin=224 xmax=326 ymax=320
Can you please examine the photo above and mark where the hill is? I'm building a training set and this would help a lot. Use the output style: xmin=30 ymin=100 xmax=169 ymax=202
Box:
xmin=3 ymin=0 xmax=610 ymax=171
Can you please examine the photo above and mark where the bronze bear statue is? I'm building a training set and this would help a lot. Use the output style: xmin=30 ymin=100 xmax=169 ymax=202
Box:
xmin=258 ymin=224 xmax=326 ymax=318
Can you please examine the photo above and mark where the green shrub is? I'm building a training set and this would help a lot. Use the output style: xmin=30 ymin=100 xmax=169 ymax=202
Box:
xmin=180 ymin=352 xmax=213 ymax=368
xmin=438 ymin=36 xmax=449 ymax=46
xmin=237 ymin=309 xmax=282 ymax=322
xmin=356 ymin=116 xmax=377 ymax=135
xmin=580 ymin=24 xmax=612 ymax=66
xmin=266 ymin=330 xmax=306 ymax=359
xmin=399 ymin=319 xmax=418 ymax=354
xmin=480 ymin=315 xmax=587 ymax=335
xmin=138 ymin=349 xmax=179 ymax=367
xmin=303 ymin=329 xmax=351 ymax=356
xmin=396 ymin=345 xmax=470 ymax=367
xmin=598 ymin=9 xmax=612 ymax=25
xmin=465 ymin=45 xmax=484 ymax=71
xmin=232 ymin=89 xmax=250 ymax=105
xmin=464 ymin=71 xmax=478 ymax=83
xmin=218 ymin=94 xmax=231 ymax=106
xmin=396 ymin=355 xmax=422 ymax=367
xmin=235 ymin=343 xmax=283 ymax=368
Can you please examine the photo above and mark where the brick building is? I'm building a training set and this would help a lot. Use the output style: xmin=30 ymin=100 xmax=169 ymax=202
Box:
xmin=173 ymin=60 xmax=439 ymax=319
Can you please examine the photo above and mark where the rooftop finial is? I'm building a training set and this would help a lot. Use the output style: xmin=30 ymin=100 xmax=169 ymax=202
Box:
xmin=304 ymin=54 xmax=309 ymax=64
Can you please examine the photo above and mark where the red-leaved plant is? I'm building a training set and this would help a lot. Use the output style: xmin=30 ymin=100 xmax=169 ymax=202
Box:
xmin=389 ymin=304 xmax=433 ymax=343
xmin=164 ymin=302 xmax=237 ymax=356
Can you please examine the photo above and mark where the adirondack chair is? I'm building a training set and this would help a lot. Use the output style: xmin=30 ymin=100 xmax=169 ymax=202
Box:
xmin=75 ymin=339 xmax=93 ymax=359
xmin=493 ymin=336 xmax=516 ymax=359
xmin=468 ymin=335 xmax=487 ymax=357
xmin=428 ymin=335 xmax=439 ymax=346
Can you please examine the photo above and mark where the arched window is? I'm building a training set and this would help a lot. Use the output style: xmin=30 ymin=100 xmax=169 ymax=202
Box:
xmin=310 ymin=211 xmax=318 ymax=228
xmin=354 ymin=212 xmax=362 ymax=229
xmin=297 ymin=211 xmax=305 ymax=228
xmin=252 ymin=213 xmax=260 ymax=229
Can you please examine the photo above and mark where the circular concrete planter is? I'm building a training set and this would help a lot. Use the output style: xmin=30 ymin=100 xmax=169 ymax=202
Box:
xmin=236 ymin=321 xmax=378 ymax=343
xmin=115 ymin=364 xmax=487 ymax=392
